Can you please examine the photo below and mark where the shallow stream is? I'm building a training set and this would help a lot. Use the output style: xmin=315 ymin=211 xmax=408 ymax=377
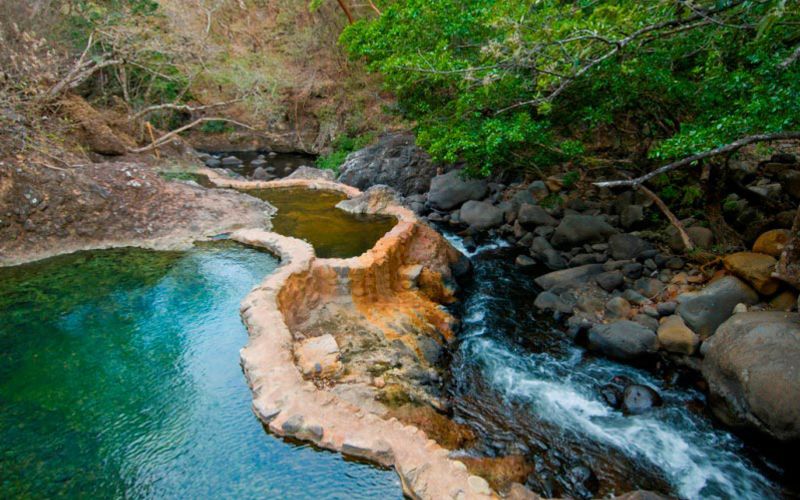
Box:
xmin=445 ymin=237 xmax=788 ymax=499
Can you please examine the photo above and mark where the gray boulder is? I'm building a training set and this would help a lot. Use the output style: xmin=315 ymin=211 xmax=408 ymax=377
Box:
xmin=427 ymin=169 xmax=488 ymax=210
xmin=252 ymin=166 xmax=273 ymax=181
xmin=337 ymin=133 xmax=440 ymax=196
xmin=287 ymin=165 xmax=336 ymax=181
xmin=551 ymin=215 xmax=617 ymax=248
xmin=459 ymin=200 xmax=503 ymax=230
xmin=221 ymin=155 xmax=242 ymax=166
xmin=588 ymin=321 xmax=658 ymax=361
xmin=676 ymin=276 xmax=759 ymax=338
xmin=518 ymin=203 xmax=558 ymax=228
xmin=535 ymin=264 xmax=605 ymax=291
xmin=608 ymin=233 xmax=652 ymax=260
xmin=702 ymin=312 xmax=800 ymax=442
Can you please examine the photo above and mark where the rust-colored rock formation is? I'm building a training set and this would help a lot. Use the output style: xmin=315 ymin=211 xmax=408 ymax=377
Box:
xmin=201 ymin=167 xmax=509 ymax=499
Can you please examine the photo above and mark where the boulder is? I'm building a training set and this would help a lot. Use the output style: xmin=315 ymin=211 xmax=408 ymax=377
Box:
xmin=702 ymin=312 xmax=800 ymax=442
xmin=221 ymin=155 xmax=242 ymax=166
xmin=595 ymin=270 xmax=624 ymax=291
xmin=459 ymin=200 xmax=504 ymax=230
xmin=295 ymin=334 xmax=342 ymax=377
xmin=605 ymin=297 xmax=632 ymax=319
xmin=528 ymin=180 xmax=549 ymax=199
xmin=588 ymin=321 xmax=658 ymax=361
xmin=722 ymin=252 xmax=780 ymax=295
xmin=551 ymin=215 xmax=617 ymax=248
xmin=621 ymin=384 xmax=663 ymax=414
xmin=778 ymin=170 xmax=800 ymax=199
xmin=287 ymin=166 xmax=336 ymax=181
xmin=515 ymin=254 xmax=537 ymax=269
xmin=657 ymin=315 xmax=699 ymax=354
xmin=668 ymin=226 xmax=714 ymax=252
xmin=427 ymin=169 xmax=488 ymax=210
xmin=752 ymin=229 xmax=791 ymax=258
xmin=252 ymin=166 xmax=273 ymax=181
xmin=534 ymin=264 xmax=605 ymax=291
xmin=337 ymin=133 xmax=441 ymax=195
xmin=608 ymin=233 xmax=652 ymax=260
xmin=620 ymin=204 xmax=645 ymax=229
xmin=769 ymin=289 xmax=797 ymax=311
xmin=677 ymin=276 xmax=759 ymax=338
xmin=517 ymin=203 xmax=558 ymax=228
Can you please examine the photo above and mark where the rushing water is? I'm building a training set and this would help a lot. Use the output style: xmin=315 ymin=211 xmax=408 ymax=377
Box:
xmin=246 ymin=187 xmax=396 ymax=258
xmin=0 ymin=242 xmax=401 ymax=498
xmin=444 ymin=236 xmax=785 ymax=499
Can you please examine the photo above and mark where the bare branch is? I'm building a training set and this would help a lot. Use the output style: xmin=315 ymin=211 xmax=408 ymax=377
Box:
xmin=780 ymin=43 xmax=800 ymax=69
xmin=130 ymin=97 xmax=243 ymax=121
xmin=127 ymin=117 xmax=258 ymax=153
xmin=639 ymin=185 xmax=694 ymax=252
xmin=594 ymin=131 xmax=800 ymax=188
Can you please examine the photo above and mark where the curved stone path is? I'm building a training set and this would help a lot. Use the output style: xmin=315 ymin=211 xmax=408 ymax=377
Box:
xmin=200 ymin=168 xmax=501 ymax=499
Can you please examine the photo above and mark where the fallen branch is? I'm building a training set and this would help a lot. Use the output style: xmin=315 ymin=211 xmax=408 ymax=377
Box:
xmin=780 ymin=43 xmax=800 ymax=69
xmin=594 ymin=131 xmax=800 ymax=188
xmin=127 ymin=117 xmax=258 ymax=153
xmin=638 ymin=184 xmax=694 ymax=252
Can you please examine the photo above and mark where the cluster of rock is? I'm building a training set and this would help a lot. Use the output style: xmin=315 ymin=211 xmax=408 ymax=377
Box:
xmin=335 ymin=136 xmax=799 ymax=445
xmin=723 ymin=153 xmax=800 ymax=241
xmin=200 ymin=151 xmax=282 ymax=181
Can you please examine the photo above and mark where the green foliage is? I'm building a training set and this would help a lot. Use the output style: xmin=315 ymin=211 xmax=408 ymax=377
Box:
xmin=317 ymin=133 xmax=376 ymax=172
xmin=199 ymin=120 xmax=234 ymax=134
xmin=341 ymin=0 xmax=800 ymax=175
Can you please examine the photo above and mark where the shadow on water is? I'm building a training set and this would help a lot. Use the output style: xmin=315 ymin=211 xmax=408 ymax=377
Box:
xmin=445 ymin=242 xmax=787 ymax=500
xmin=0 ymin=241 xmax=401 ymax=498
xmin=245 ymin=187 xmax=397 ymax=258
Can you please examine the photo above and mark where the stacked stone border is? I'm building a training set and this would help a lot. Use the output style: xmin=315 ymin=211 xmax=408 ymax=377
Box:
xmin=201 ymin=168 xmax=497 ymax=499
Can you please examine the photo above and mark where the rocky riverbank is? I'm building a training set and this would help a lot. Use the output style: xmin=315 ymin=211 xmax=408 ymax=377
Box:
xmin=336 ymin=133 xmax=800 ymax=451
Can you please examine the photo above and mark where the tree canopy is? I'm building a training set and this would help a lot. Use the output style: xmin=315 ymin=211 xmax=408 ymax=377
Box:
xmin=341 ymin=0 xmax=800 ymax=176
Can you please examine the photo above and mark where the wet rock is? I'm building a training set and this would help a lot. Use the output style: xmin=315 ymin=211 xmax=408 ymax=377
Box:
xmin=416 ymin=336 xmax=444 ymax=365
xmin=568 ymin=463 xmax=599 ymax=498
xmin=665 ymin=256 xmax=684 ymax=270
xmin=251 ymin=158 xmax=268 ymax=168
xmin=623 ymin=289 xmax=649 ymax=306
xmin=608 ymin=233 xmax=652 ymax=260
xmin=595 ymin=270 xmax=624 ymax=291
xmin=633 ymin=314 xmax=659 ymax=332
xmin=677 ymin=276 xmax=759 ymax=338
xmin=599 ymin=384 xmax=623 ymax=408
xmin=702 ymin=312 xmax=800 ymax=441
xmin=337 ymin=133 xmax=440 ymax=195
xmin=515 ymin=254 xmax=537 ymax=268
xmin=528 ymin=180 xmax=549 ymax=199
xmin=622 ymin=384 xmax=663 ymax=414
xmin=535 ymin=291 xmax=574 ymax=314
xmin=779 ymin=170 xmax=800 ymax=199
xmin=534 ymin=264 xmax=605 ymax=290
xmin=205 ymin=158 xmax=221 ymax=168
xmin=605 ymin=297 xmax=632 ymax=319
xmin=656 ymin=301 xmax=677 ymax=316
xmin=633 ymin=278 xmax=665 ymax=298
xmin=621 ymin=262 xmax=643 ymax=279
xmin=287 ymin=166 xmax=335 ymax=181
xmin=295 ymin=334 xmax=342 ymax=377
xmin=551 ymin=215 xmax=617 ymax=248
xmin=427 ymin=169 xmax=488 ymax=210
xmin=722 ymin=252 xmax=780 ymax=295
xmin=282 ymin=414 xmax=305 ymax=434
xmin=459 ymin=200 xmax=504 ymax=230
xmin=752 ymin=229 xmax=791 ymax=258
xmin=221 ymin=155 xmax=242 ymax=166
xmin=252 ymin=166 xmax=273 ymax=181
xmin=620 ymin=204 xmax=645 ymax=229
xmin=657 ymin=315 xmax=699 ymax=354
xmin=518 ymin=203 xmax=558 ymax=228
xmin=668 ymin=226 xmax=713 ymax=252
xmin=588 ymin=321 xmax=658 ymax=361
xmin=769 ymin=289 xmax=798 ymax=311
